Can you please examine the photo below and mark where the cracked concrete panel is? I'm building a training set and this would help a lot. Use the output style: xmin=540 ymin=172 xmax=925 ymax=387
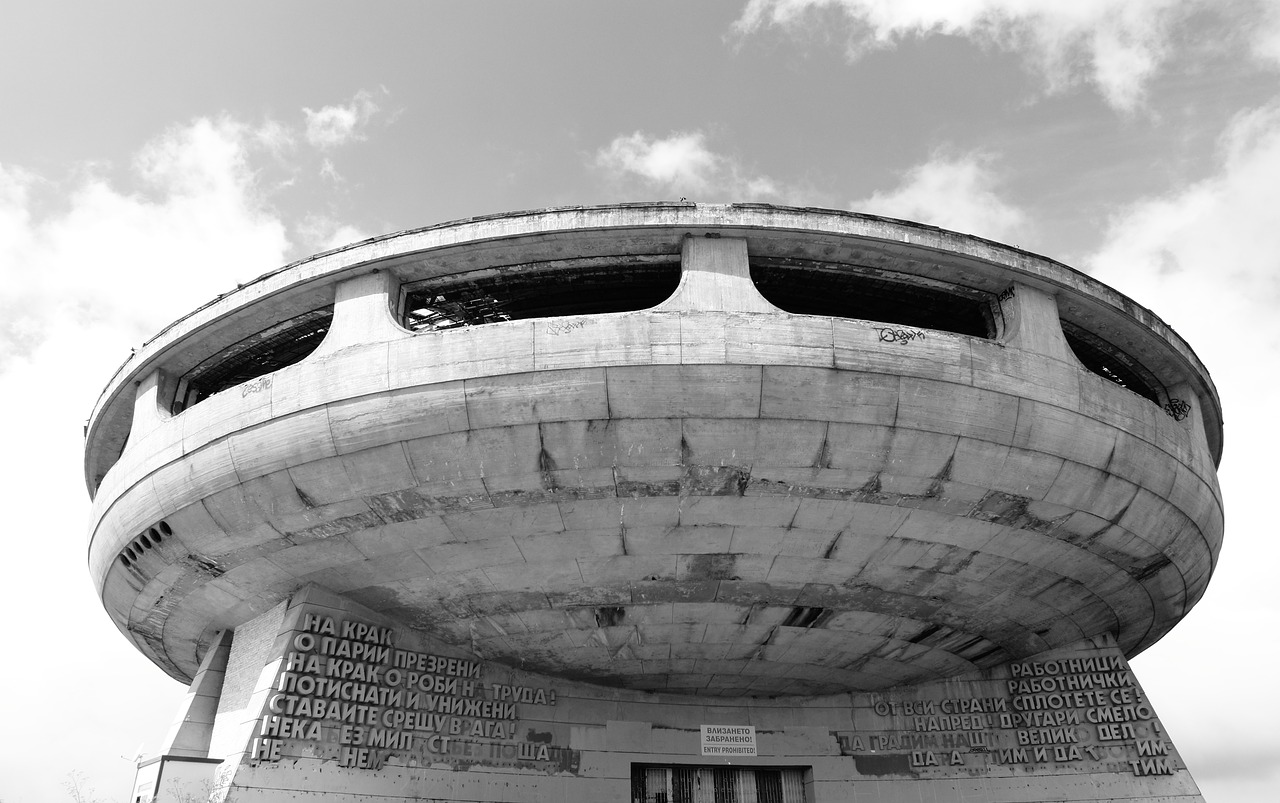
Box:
xmin=760 ymin=366 xmax=899 ymax=426
xmin=464 ymin=368 xmax=609 ymax=429
xmin=834 ymin=319 xmax=970 ymax=384
xmin=897 ymin=376 xmax=1019 ymax=445
xmin=622 ymin=525 xmax=735 ymax=556
xmin=533 ymin=313 xmax=664 ymax=370
xmin=328 ymin=382 xmax=468 ymax=454
xmin=605 ymin=364 xmax=763 ymax=419
xmin=444 ymin=505 xmax=566 ymax=541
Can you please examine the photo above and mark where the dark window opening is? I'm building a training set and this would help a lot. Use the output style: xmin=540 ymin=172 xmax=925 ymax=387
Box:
xmin=781 ymin=606 xmax=829 ymax=629
xmin=595 ymin=606 xmax=626 ymax=627
xmin=402 ymin=260 xmax=681 ymax=332
xmin=750 ymin=259 xmax=995 ymax=338
xmin=967 ymin=644 xmax=1005 ymax=664
xmin=907 ymin=623 xmax=944 ymax=644
xmin=1062 ymin=322 xmax=1163 ymax=405
xmin=172 ymin=308 xmax=333 ymax=413
xmin=633 ymin=765 xmax=807 ymax=803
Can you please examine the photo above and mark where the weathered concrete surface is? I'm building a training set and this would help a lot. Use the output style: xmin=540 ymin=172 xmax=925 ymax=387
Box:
xmin=135 ymin=586 xmax=1202 ymax=803
xmin=85 ymin=204 xmax=1222 ymax=493
xmin=86 ymin=210 xmax=1222 ymax=702
xmin=93 ymin=206 xmax=1223 ymax=801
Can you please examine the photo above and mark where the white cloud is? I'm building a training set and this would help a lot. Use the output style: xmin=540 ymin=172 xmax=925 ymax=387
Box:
xmin=0 ymin=88 xmax=393 ymax=369
xmin=851 ymin=151 xmax=1028 ymax=241
xmin=1088 ymin=101 xmax=1280 ymax=799
xmin=1252 ymin=3 xmax=1280 ymax=65
xmin=0 ymin=118 xmax=290 ymax=368
xmin=320 ymin=156 xmax=343 ymax=183
xmin=254 ymin=118 xmax=297 ymax=155
xmin=0 ymin=117 xmax=297 ymax=803
xmin=0 ymin=95 xmax=390 ymax=803
xmin=0 ymin=163 xmax=38 ymax=242
xmin=304 ymin=89 xmax=382 ymax=149
xmin=1088 ymin=101 xmax=1280 ymax=341
xmin=297 ymin=214 xmax=374 ymax=252
xmin=598 ymin=131 xmax=720 ymax=190
xmin=733 ymin=0 xmax=1280 ymax=111
xmin=323 ymin=224 xmax=370 ymax=250
xmin=594 ymin=130 xmax=783 ymax=200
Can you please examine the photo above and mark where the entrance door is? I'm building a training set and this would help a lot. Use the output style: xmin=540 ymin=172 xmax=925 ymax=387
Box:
xmin=632 ymin=765 xmax=806 ymax=803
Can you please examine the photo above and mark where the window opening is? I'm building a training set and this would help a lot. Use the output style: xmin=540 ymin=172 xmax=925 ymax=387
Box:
xmin=750 ymin=259 xmax=995 ymax=338
xmin=402 ymin=261 xmax=680 ymax=332
xmin=1061 ymin=322 xmax=1163 ymax=405
xmin=172 ymin=308 xmax=332 ymax=412
xmin=781 ymin=606 xmax=828 ymax=629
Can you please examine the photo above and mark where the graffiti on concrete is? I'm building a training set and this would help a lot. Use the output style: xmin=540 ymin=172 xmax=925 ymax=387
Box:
xmin=1164 ymin=399 xmax=1191 ymax=421
xmin=878 ymin=328 xmax=927 ymax=344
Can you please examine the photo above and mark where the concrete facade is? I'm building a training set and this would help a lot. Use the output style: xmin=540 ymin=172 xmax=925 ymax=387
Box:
xmin=86 ymin=204 xmax=1221 ymax=801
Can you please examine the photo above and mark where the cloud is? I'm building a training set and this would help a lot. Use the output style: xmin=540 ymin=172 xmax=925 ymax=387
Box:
xmin=1088 ymin=101 xmax=1280 ymax=342
xmin=1251 ymin=3 xmax=1280 ymax=65
xmin=732 ymin=0 xmax=1280 ymax=111
xmin=320 ymin=156 xmax=343 ymax=183
xmin=253 ymin=118 xmax=297 ymax=155
xmin=0 ymin=117 xmax=297 ymax=803
xmin=0 ymin=118 xmax=290 ymax=369
xmin=598 ymin=131 xmax=720 ymax=190
xmin=851 ymin=151 xmax=1028 ymax=241
xmin=0 ymin=87 xmax=395 ymax=375
xmin=0 ymin=88 xmax=396 ymax=372
xmin=297 ymin=214 xmax=374 ymax=252
xmin=0 ymin=94 xmax=391 ymax=803
xmin=1089 ymin=100 xmax=1280 ymax=800
xmin=304 ymin=89 xmax=383 ymax=149
xmin=594 ymin=130 xmax=783 ymax=200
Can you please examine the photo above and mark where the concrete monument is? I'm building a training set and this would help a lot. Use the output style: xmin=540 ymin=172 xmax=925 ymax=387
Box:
xmin=85 ymin=204 xmax=1221 ymax=802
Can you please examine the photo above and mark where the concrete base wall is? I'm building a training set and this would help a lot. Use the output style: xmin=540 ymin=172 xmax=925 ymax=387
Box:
xmin=172 ymin=586 xmax=1204 ymax=803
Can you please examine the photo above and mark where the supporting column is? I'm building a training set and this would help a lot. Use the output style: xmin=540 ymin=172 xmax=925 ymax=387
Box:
xmin=130 ymin=632 xmax=231 ymax=803
xmin=161 ymin=630 xmax=232 ymax=757
xmin=997 ymin=282 xmax=1076 ymax=361
xmin=129 ymin=368 xmax=176 ymax=440
xmin=657 ymin=235 xmax=777 ymax=313
xmin=312 ymin=269 xmax=407 ymax=356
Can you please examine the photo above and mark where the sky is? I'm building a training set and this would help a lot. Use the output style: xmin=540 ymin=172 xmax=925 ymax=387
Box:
xmin=1 ymin=2 xmax=1277 ymax=801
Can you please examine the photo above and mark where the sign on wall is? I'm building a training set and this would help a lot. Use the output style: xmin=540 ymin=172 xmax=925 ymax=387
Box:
xmin=700 ymin=725 xmax=757 ymax=756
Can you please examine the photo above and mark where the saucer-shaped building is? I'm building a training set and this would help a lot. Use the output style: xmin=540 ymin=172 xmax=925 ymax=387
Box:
xmin=86 ymin=204 xmax=1221 ymax=802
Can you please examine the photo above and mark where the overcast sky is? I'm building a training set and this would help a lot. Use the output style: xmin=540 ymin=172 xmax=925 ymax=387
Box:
xmin=2 ymin=2 xmax=1277 ymax=801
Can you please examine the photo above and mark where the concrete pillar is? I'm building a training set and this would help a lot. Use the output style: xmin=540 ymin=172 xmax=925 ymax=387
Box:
xmin=312 ymin=270 xmax=407 ymax=356
xmin=998 ymin=282 xmax=1075 ymax=361
xmin=657 ymin=235 xmax=777 ymax=313
xmin=130 ymin=368 xmax=176 ymax=440
xmin=160 ymin=630 xmax=231 ymax=758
